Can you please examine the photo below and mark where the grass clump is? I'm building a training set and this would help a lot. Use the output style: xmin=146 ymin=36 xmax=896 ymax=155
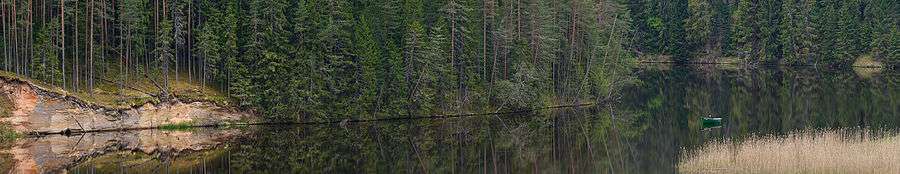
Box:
xmin=159 ymin=121 xmax=195 ymax=131
xmin=0 ymin=94 xmax=12 ymax=118
xmin=0 ymin=123 xmax=18 ymax=145
xmin=0 ymin=94 xmax=15 ymax=145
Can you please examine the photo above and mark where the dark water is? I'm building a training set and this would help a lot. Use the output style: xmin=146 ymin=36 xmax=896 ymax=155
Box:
xmin=9 ymin=66 xmax=900 ymax=173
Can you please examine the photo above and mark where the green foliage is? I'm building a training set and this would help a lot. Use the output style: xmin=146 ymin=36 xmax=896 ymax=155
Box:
xmin=622 ymin=0 xmax=897 ymax=66
xmin=354 ymin=15 xmax=382 ymax=116
xmin=864 ymin=0 xmax=899 ymax=65
xmin=3 ymin=0 xmax=893 ymax=123
xmin=158 ymin=121 xmax=194 ymax=131
xmin=648 ymin=17 xmax=663 ymax=31
xmin=156 ymin=15 xmax=175 ymax=91
xmin=196 ymin=0 xmax=238 ymax=90
xmin=4 ymin=0 xmax=649 ymax=122
xmin=32 ymin=25 xmax=62 ymax=85
xmin=495 ymin=63 xmax=542 ymax=109
xmin=0 ymin=123 xmax=17 ymax=144
xmin=729 ymin=0 xmax=755 ymax=61
xmin=629 ymin=0 xmax=690 ymax=59
xmin=685 ymin=0 xmax=712 ymax=50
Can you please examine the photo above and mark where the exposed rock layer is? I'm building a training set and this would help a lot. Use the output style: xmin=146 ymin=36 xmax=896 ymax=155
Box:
xmin=0 ymin=77 xmax=255 ymax=134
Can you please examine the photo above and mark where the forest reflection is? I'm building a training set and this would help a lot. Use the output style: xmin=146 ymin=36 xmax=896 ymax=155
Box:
xmin=51 ymin=66 xmax=900 ymax=173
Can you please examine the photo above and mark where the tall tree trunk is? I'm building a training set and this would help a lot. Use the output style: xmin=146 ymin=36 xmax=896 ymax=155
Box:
xmin=2 ymin=1 xmax=7 ymax=71
xmin=162 ymin=0 xmax=168 ymax=96
xmin=100 ymin=0 xmax=105 ymax=88
xmin=42 ymin=0 xmax=46 ymax=80
xmin=13 ymin=0 xmax=18 ymax=74
xmin=450 ymin=1 xmax=459 ymax=107
xmin=449 ymin=0 xmax=467 ymax=108
xmin=153 ymin=0 xmax=159 ymax=92
xmin=60 ymin=0 xmax=65 ymax=88
xmin=88 ymin=0 xmax=93 ymax=95
xmin=118 ymin=0 xmax=124 ymax=98
xmin=28 ymin=0 xmax=33 ymax=77
xmin=25 ymin=0 xmax=31 ymax=77
xmin=10 ymin=0 xmax=15 ymax=73
xmin=152 ymin=0 xmax=157 ymax=76
xmin=481 ymin=0 xmax=487 ymax=82
xmin=28 ymin=0 xmax=34 ymax=77
xmin=172 ymin=0 xmax=176 ymax=85
xmin=5 ymin=1 xmax=10 ymax=72
xmin=567 ymin=1 xmax=578 ymax=101
xmin=73 ymin=0 xmax=78 ymax=91
xmin=187 ymin=0 xmax=192 ymax=84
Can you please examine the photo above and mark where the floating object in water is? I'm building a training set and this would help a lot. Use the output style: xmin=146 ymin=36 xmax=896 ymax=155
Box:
xmin=702 ymin=117 xmax=722 ymax=124
xmin=701 ymin=116 xmax=723 ymax=128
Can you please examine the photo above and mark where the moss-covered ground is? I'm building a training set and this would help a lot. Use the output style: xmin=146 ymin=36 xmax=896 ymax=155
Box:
xmin=0 ymin=71 xmax=232 ymax=110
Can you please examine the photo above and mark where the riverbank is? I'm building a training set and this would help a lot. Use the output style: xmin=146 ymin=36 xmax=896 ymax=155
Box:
xmin=635 ymin=54 xmax=894 ymax=69
xmin=0 ymin=71 xmax=256 ymax=137
xmin=0 ymin=70 xmax=605 ymax=137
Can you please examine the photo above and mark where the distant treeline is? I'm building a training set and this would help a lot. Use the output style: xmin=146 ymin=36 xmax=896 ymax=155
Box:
xmin=630 ymin=0 xmax=898 ymax=65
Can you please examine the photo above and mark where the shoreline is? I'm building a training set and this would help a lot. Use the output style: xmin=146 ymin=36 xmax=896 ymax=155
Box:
xmin=636 ymin=61 xmax=894 ymax=69
xmin=0 ymin=73 xmax=257 ymax=137
xmin=27 ymin=101 xmax=601 ymax=137
xmin=0 ymin=70 xmax=603 ymax=137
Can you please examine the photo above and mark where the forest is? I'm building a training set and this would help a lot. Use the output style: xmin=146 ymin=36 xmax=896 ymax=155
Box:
xmin=0 ymin=0 xmax=896 ymax=121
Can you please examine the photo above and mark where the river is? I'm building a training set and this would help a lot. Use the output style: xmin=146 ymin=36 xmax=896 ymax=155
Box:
xmin=2 ymin=65 xmax=898 ymax=173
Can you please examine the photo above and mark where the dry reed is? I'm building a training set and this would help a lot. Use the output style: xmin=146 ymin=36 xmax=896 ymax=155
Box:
xmin=679 ymin=129 xmax=900 ymax=173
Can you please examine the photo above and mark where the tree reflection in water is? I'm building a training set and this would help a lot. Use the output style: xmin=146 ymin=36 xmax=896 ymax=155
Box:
xmin=2 ymin=66 xmax=895 ymax=173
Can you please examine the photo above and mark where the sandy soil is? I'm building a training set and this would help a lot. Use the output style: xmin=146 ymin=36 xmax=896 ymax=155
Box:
xmin=0 ymin=78 xmax=255 ymax=134
xmin=0 ymin=79 xmax=39 ymax=132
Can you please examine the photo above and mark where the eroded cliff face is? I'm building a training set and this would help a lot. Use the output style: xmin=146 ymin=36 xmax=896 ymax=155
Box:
xmin=0 ymin=79 xmax=39 ymax=132
xmin=0 ymin=77 xmax=256 ymax=134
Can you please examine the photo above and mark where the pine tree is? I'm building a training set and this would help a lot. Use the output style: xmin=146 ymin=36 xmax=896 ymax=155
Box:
xmin=729 ymin=0 xmax=757 ymax=62
xmin=33 ymin=22 xmax=61 ymax=85
xmin=319 ymin=0 xmax=357 ymax=117
xmin=779 ymin=0 xmax=799 ymax=64
xmin=353 ymin=15 xmax=381 ymax=116
xmin=424 ymin=20 xmax=452 ymax=112
xmin=401 ymin=0 xmax=427 ymax=114
xmin=443 ymin=0 xmax=470 ymax=108
xmin=249 ymin=0 xmax=292 ymax=117
xmin=685 ymin=0 xmax=712 ymax=57
xmin=866 ymin=0 xmax=899 ymax=65
xmin=156 ymin=0 xmax=174 ymax=98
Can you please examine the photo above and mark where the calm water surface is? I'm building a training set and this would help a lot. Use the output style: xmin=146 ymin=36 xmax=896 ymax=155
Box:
xmin=3 ymin=66 xmax=898 ymax=173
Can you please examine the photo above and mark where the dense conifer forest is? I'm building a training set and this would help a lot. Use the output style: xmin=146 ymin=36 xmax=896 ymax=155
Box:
xmin=0 ymin=0 xmax=896 ymax=121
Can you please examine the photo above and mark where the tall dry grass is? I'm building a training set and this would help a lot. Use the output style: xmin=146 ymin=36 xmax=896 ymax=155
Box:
xmin=679 ymin=129 xmax=900 ymax=173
